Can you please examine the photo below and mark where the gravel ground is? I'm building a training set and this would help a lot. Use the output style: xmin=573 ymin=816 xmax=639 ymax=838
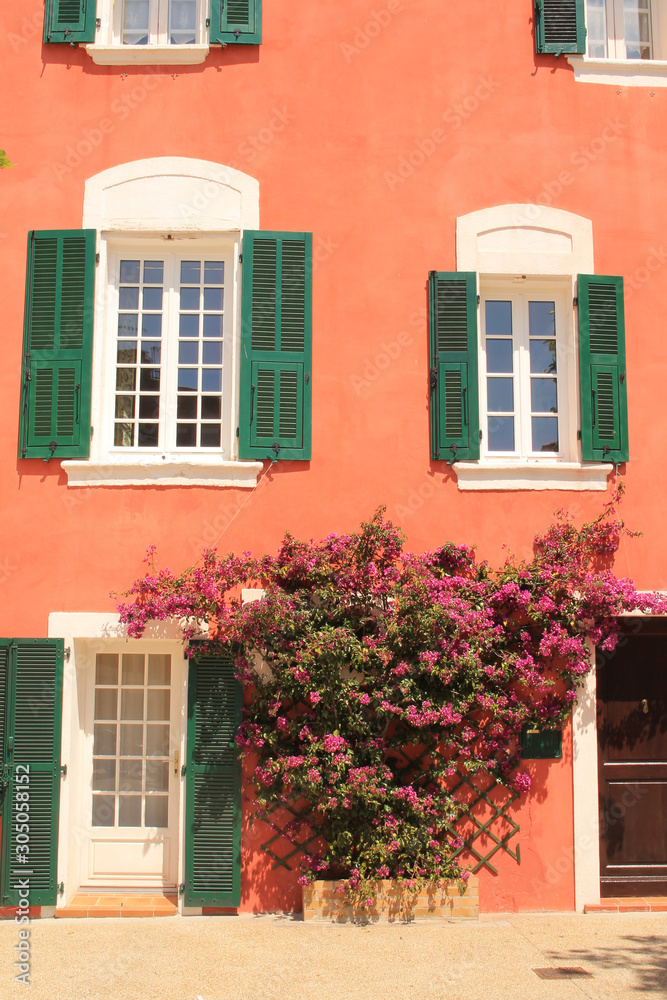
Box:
xmin=0 ymin=912 xmax=665 ymax=1000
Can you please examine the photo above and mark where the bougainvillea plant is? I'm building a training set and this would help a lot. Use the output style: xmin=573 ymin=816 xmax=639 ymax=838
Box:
xmin=118 ymin=489 xmax=666 ymax=899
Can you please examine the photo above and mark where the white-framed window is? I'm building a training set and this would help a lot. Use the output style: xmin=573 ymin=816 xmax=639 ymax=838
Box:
xmin=108 ymin=242 xmax=233 ymax=456
xmin=480 ymin=283 xmax=574 ymax=461
xmin=118 ymin=0 xmax=203 ymax=46
xmin=586 ymin=0 xmax=660 ymax=58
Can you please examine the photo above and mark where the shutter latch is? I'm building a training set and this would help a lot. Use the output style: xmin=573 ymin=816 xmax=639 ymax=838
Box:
xmin=179 ymin=884 xmax=185 ymax=896
xmin=429 ymin=367 xmax=438 ymax=391
xmin=57 ymin=883 xmax=64 ymax=897
xmin=181 ymin=765 xmax=187 ymax=777
xmin=305 ymin=372 xmax=310 ymax=385
xmin=44 ymin=441 xmax=57 ymax=463
xmin=620 ymin=372 xmax=625 ymax=383
xmin=446 ymin=442 xmax=458 ymax=466
xmin=271 ymin=443 xmax=281 ymax=459
xmin=60 ymin=765 xmax=67 ymax=777
xmin=234 ymin=29 xmax=242 ymax=39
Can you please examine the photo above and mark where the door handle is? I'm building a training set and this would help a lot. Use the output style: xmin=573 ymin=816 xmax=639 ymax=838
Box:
xmin=641 ymin=699 xmax=649 ymax=714
xmin=173 ymin=750 xmax=179 ymax=775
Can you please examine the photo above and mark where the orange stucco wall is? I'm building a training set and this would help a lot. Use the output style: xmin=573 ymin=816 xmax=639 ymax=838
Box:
xmin=1 ymin=0 xmax=665 ymax=912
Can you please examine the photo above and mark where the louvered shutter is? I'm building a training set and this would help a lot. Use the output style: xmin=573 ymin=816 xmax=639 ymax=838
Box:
xmin=429 ymin=271 xmax=480 ymax=461
xmin=535 ymin=0 xmax=586 ymax=54
xmin=184 ymin=647 xmax=242 ymax=908
xmin=43 ymin=0 xmax=97 ymax=43
xmin=209 ymin=0 xmax=262 ymax=44
xmin=19 ymin=230 xmax=95 ymax=461
xmin=578 ymin=275 xmax=628 ymax=463
xmin=239 ymin=231 xmax=312 ymax=461
xmin=0 ymin=640 xmax=63 ymax=908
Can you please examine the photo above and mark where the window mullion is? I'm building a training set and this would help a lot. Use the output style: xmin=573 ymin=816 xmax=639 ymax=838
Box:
xmin=163 ymin=255 xmax=177 ymax=455
xmin=516 ymin=295 xmax=530 ymax=458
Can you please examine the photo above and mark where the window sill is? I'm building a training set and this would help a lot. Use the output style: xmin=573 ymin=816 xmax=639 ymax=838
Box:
xmin=62 ymin=458 xmax=263 ymax=488
xmin=566 ymin=55 xmax=667 ymax=87
xmin=454 ymin=461 xmax=611 ymax=491
xmin=83 ymin=44 xmax=210 ymax=66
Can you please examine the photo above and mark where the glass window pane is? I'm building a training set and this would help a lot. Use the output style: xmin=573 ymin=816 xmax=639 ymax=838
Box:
xmin=204 ymin=261 xmax=224 ymax=283
xmin=203 ymin=315 xmax=222 ymax=339
xmin=201 ymin=396 xmax=221 ymax=420
xmin=202 ymin=341 xmax=222 ymax=366
xmin=92 ymin=795 xmax=115 ymax=827
xmin=180 ymin=314 xmax=199 ymax=338
xmin=119 ymin=286 xmax=139 ymax=310
xmin=138 ymin=423 xmax=159 ymax=447
xmin=139 ymin=396 xmax=160 ymax=420
xmin=177 ymin=424 xmax=197 ymax=447
xmin=120 ymin=724 xmax=143 ymax=756
xmin=143 ymin=261 xmax=164 ymax=284
xmin=488 ymin=416 xmax=515 ymax=452
xmin=529 ymin=339 xmax=557 ymax=374
xmin=119 ymin=759 xmax=143 ymax=792
xmin=180 ymin=288 xmax=200 ymax=310
xmin=94 ymin=723 xmax=117 ymax=756
xmin=115 ymin=395 xmax=135 ymax=419
xmin=123 ymin=0 xmax=150 ymax=43
xmin=95 ymin=689 xmax=117 ymax=721
xmin=181 ymin=261 xmax=201 ymax=284
xmin=486 ymin=339 xmax=513 ymax=374
xmin=146 ymin=725 xmax=170 ymax=757
xmin=487 ymin=377 xmax=514 ymax=412
xmin=121 ymin=689 xmax=144 ymax=721
xmin=532 ymin=417 xmax=559 ymax=452
xmin=528 ymin=301 xmax=556 ymax=337
xmin=118 ymin=314 xmax=138 ymax=337
xmin=178 ymin=369 xmax=198 ymax=392
xmin=119 ymin=796 xmax=142 ymax=827
xmin=96 ymin=654 xmax=118 ymax=686
xmin=146 ymin=760 xmax=169 ymax=792
xmin=177 ymin=396 xmax=197 ymax=419
xmin=179 ymin=342 xmax=199 ymax=365
xmin=147 ymin=689 xmax=170 ymax=721
xmin=122 ymin=654 xmax=145 ymax=686
xmin=531 ymin=378 xmax=558 ymax=414
xmin=202 ymin=369 xmax=221 ymax=392
xmin=485 ymin=300 xmax=512 ymax=337
xmin=148 ymin=655 xmax=171 ymax=686
xmin=143 ymin=287 xmax=163 ymax=311
xmin=140 ymin=368 xmax=160 ymax=392
xmin=145 ymin=796 xmax=168 ymax=828
xmin=120 ymin=260 xmax=140 ymax=283
xmin=141 ymin=314 xmax=162 ymax=338
xmin=115 ymin=423 xmax=134 ymax=447
xmin=93 ymin=759 xmax=116 ymax=792
xmin=203 ymin=287 xmax=223 ymax=311
xmin=116 ymin=369 xmax=136 ymax=392
xmin=200 ymin=424 xmax=221 ymax=447
xmin=117 ymin=341 xmax=137 ymax=365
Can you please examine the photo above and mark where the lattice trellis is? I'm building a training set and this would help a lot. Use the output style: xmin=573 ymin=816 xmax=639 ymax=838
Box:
xmin=259 ymin=803 xmax=321 ymax=871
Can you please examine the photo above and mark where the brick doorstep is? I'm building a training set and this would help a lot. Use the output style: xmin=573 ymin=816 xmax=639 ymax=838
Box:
xmin=584 ymin=897 xmax=667 ymax=914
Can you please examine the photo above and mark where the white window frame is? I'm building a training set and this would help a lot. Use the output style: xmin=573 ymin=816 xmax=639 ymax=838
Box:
xmin=480 ymin=281 xmax=575 ymax=463
xmin=569 ymin=0 xmax=667 ymax=85
xmin=85 ymin=0 xmax=210 ymax=65
xmin=63 ymin=157 xmax=263 ymax=488
xmin=454 ymin=204 xmax=610 ymax=491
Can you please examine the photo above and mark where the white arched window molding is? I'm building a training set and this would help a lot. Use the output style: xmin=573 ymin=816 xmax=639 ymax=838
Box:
xmin=63 ymin=158 xmax=262 ymax=488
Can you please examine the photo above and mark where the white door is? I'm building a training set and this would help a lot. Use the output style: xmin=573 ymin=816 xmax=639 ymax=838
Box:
xmin=82 ymin=648 xmax=181 ymax=888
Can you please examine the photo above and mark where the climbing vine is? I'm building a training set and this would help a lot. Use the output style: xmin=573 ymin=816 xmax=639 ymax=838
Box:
xmin=118 ymin=489 xmax=665 ymax=894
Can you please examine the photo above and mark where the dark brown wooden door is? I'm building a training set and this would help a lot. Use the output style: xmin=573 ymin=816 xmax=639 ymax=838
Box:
xmin=597 ymin=620 xmax=667 ymax=897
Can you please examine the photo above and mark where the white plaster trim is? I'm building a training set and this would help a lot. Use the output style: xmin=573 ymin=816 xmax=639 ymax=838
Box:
xmin=457 ymin=205 xmax=594 ymax=275
xmin=83 ymin=157 xmax=260 ymax=233
xmin=84 ymin=43 xmax=209 ymax=65
xmin=62 ymin=459 xmax=263 ymax=488
xmin=573 ymin=662 xmax=601 ymax=912
xmin=567 ymin=54 xmax=667 ymax=86
xmin=454 ymin=462 xmax=611 ymax=491
xmin=48 ymin=613 xmax=196 ymax=640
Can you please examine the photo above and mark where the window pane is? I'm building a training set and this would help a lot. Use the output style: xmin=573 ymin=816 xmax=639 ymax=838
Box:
xmin=202 ymin=369 xmax=221 ymax=392
xmin=96 ymin=654 xmax=118 ymax=686
xmin=143 ymin=261 xmax=164 ymax=284
xmin=138 ymin=423 xmax=159 ymax=447
xmin=178 ymin=369 xmax=198 ymax=391
xmin=624 ymin=0 xmax=652 ymax=58
xmin=487 ymin=377 xmax=514 ymax=412
xmin=143 ymin=287 xmax=163 ymax=311
xmin=181 ymin=288 xmax=200 ymax=310
xmin=95 ymin=689 xmax=117 ymax=721
xmin=529 ymin=339 xmax=557 ymax=375
xmin=203 ymin=315 xmax=222 ymax=339
xmin=146 ymin=760 xmax=169 ymax=792
xmin=148 ymin=655 xmax=171 ymax=686
xmin=120 ymin=724 xmax=143 ymax=756
xmin=531 ymin=378 xmax=558 ymax=414
xmin=141 ymin=314 xmax=162 ymax=338
xmin=177 ymin=424 xmax=197 ymax=447
xmin=485 ymin=300 xmax=512 ymax=337
xmin=139 ymin=396 xmax=160 ymax=420
xmin=120 ymin=260 xmax=140 ymax=283
xmin=488 ymin=416 xmax=515 ymax=452
xmin=116 ymin=369 xmax=136 ymax=392
xmin=170 ymin=0 xmax=197 ymax=43
xmin=532 ymin=416 xmax=559 ymax=453
xmin=117 ymin=341 xmax=137 ymax=365
xmin=147 ymin=689 xmax=170 ymax=721
xmin=201 ymin=396 xmax=221 ymax=420
xmin=115 ymin=395 xmax=135 ymax=419
xmin=119 ymin=796 xmax=142 ymax=827
xmin=203 ymin=287 xmax=223 ymax=311
xmin=94 ymin=723 xmax=117 ymax=756
xmin=145 ymin=796 xmax=169 ymax=828
xmin=486 ymin=339 xmax=513 ymax=373
xmin=528 ymin=301 xmax=556 ymax=337
xmin=180 ymin=314 xmax=199 ymax=338
xmin=119 ymin=759 xmax=143 ymax=792
xmin=181 ymin=261 xmax=201 ymax=283
xmin=177 ymin=396 xmax=197 ymax=419
xmin=121 ymin=689 xmax=144 ymax=721
xmin=200 ymin=424 xmax=221 ymax=447
xmin=146 ymin=725 xmax=170 ymax=757
xmin=204 ymin=261 xmax=224 ymax=284
xmin=122 ymin=654 xmax=145 ymax=686
xmin=92 ymin=795 xmax=115 ymax=827
xmin=202 ymin=341 xmax=222 ymax=366
xmin=123 ymin=0 xmax=150 ymax=44
xmin=140 ymin=368 xmax=160 ymax=392
xmin=93 ymin=759 xmax=116 ymax=792
xmin=115 ymin=423 xmax=134 ymax=447
xmin=586 ymin=0 xmax=607 ymax=57
xmin=179 ymin=342 xmax=199 ymax=365
xmin=119 ymin=286 xmax=139 ymax=310
xmin=118 ymin=314 xmax=138 ymax=337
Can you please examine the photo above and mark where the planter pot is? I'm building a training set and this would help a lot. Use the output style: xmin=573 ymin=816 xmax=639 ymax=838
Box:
xmin=302 ymin=876 xmax=478 ymax=923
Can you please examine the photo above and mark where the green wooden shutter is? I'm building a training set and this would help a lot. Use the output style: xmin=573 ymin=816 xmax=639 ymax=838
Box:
xmin=19 ymin=230 xmax=96 ymax=461
xmin=535 ymin=0 xmax=586 ymax=54
xmin=43 ymin=0 xmax=97 ymax=43
xmin=184 ymin=646 xmax=242 ymax=908
xmin=578 ymin=275 xmax=629 ymax=464
xmin=209 ymin=0 xmax=262 ymax=44
xmin=0 ymin=640 xmax=63 ymax=908
xmin=239 ymin=232 xmax=312 ymax=461
xmin=429 ymin=271 xmax=480 ymax=462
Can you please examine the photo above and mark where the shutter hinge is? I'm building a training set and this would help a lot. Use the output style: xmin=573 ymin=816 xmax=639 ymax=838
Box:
xmin=620 ymin=372 xmax=625 ymax=383
xmin=429 ymin=367 xmax=438 ymax=391
xmin=181 ymin=765 xmax=187 ymax=777
xmin=96 ymin=17 xmax=101 ymax=27
xmin=95 ymin=253 xmax=100 ymax=265
xmin=477 ymin=295 xmax=481 ymax=306
xmin=60 ymin=764 xmax=67 ymax=777
xmin=573 ymin=296 xmax=578 ymax=307
xmin=236 ymin=426 xmax=239 ymax=437
xmin=57 ymin=882 xmax=64 ymax=897
xmin=479 ymin=429 xmax=483 ymax=441
xmin=64 ymin=646 xmax=71 ymax=661
xmin=305 ymin=372 xmax=310 ymax=385
xmin=577 ymin=429 xmax=582 ymax=440
xmin=238 ymin=253 xmax=243 ymax=263
xmin=205 ymin=17 xmax=210 ymax=26
xmin=179 ymin=884 xmax=185 ymax=896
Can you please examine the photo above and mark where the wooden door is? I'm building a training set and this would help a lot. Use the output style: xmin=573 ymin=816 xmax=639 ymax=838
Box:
xmin=597 ymin=620 xmax=667 ymax=896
